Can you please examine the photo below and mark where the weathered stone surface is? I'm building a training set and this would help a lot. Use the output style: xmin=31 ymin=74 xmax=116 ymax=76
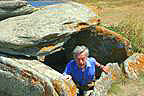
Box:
xmin=0 ymin=54 xmax=77 ymax=96
xmin=124 ymin=53 xmax=144 ymax=80
xmin=0 ymin=1 xmax=96 ymax=57
xmin=94 ymin=63 xmax=112 ymax=96
xmin=107 ymin=63 xmax=122 ymax=80
xmin=63 ymin=25 xmax=131 ymax=64
xmin=0 ymin=0 xmax=33 ymax=21
xmin=52 ymin=78 xmax=77 ymax=96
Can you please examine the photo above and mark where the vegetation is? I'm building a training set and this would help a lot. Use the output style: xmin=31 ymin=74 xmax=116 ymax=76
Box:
xmin=107 ymin=72 xmax=144 ymax=96
xmin=106 ymin=15 xmax=144 ymax=53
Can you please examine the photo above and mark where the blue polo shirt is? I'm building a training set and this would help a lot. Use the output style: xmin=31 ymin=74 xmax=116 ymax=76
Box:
xmin=63 ymin=57 xmax=97 ymax=86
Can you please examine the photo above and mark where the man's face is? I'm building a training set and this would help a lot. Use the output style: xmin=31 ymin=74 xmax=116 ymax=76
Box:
xmin=75 ymin=50 xmax=87 ymax=69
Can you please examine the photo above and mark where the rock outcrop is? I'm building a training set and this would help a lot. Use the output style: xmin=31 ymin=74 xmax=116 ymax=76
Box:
xmin=0 ymin=54 xmax=77 ymax=96
xmin=0 ymin=0 xmax=33 ymax=21
xmin=124 ymin=53 xmax=144 ymax=80
xmin=94 ymin=72 xmax=112 ymax=96
xmin=0 ymin=1 xmax=134 ymax=96
xmin=93 ymin=63 xmax=113 ymax=96
xmin=107 ymin=63 xmax=122 ymax=80
xmin=0 ymin=1 xmax=96 ymax=57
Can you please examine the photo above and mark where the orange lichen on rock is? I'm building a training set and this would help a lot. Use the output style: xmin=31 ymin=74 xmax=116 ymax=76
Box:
xmin=110 ymin=68 xmax=120 ymax=80
xmin=75 ymin=22 xmax=89 ymax=31
xmin=52 ymin=79 xmax=77 ymax=96
xmin=88 ymin=17 xmax=101 ymax=25
xmin=128 ymin=54 xmax=144 ymax=74
xmin=38 ymin=45 xmax=56 ymax=61
xmin=64 ymin=79 xmax=77 ymax=96
xmin=40 ymin=45 xmax=55 ymax=52
xmin=21 ymin=69 xmax=40 ymax=85
xmin=95 ymin=26 xmax=131 ymax=52
xmin=111 ymin=71 xmax=118 ymax=80
xmin=107 ymin=63 xmax=122 ymax=80
xmin=95 ymin=26 xmax=126 ymax=42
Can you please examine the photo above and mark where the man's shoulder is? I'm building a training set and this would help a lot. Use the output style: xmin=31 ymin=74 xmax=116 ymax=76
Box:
xmin=67 ymin=59 xmax=76 ymax=66
xmin=68 ymin=59 xmax=75 ymax=63
xmin=66 ymin=59 xmax=77 ymax=69
xmin=88 ymin=57 xmax=96 ymax=62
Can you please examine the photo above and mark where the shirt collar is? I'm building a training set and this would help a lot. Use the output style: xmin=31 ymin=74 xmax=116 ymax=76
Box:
xmin=74 ymin=58 xmax=91 ymax=68
xmin=86 ymin=58 xmax=91 ymax=67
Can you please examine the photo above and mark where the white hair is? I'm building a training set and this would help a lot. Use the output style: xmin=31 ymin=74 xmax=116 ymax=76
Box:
xmin=73 ymin=45 xmax=89 ymax=58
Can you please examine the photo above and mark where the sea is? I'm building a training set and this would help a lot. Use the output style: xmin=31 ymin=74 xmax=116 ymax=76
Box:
xmin=27 ymin=0 xmax=64 ymax=7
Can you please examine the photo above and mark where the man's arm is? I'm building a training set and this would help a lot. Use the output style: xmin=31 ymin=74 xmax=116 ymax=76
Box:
xmin=63 ymin=62 xmax=71 ymax=75
xmin=90 ymin=57 xmax=109 ymax=74
xmin=96 ymin=62 xmax=109 ymax=73
xmin=90 ymin=57 xmax=108 ymax=73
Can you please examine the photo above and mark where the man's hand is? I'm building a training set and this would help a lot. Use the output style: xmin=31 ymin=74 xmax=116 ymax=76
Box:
xmin=102 ymin=66 xmax=109 ymax=74
xmin=63 ymin=75 xmax=72 ymax=80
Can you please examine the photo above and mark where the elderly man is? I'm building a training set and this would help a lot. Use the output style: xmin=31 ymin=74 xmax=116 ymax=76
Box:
xmin=63 ymin=45 xmax=108 ymax=96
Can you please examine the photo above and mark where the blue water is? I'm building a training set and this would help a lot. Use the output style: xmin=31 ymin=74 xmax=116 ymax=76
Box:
xmin=28 ymin=0 xmax=64 ymax=7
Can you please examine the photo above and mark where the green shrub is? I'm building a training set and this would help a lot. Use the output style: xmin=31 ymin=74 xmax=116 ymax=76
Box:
xmin=108 ymin=83 xmax=123 ymax=95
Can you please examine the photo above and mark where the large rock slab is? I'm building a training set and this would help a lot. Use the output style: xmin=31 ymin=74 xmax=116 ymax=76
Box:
xmin=0 ymin=54 xmax=77 ymax=96
xmin=0 ymin=0 xmax=33 ymax=21
xmin=107 ymin=63 xmax=122 ymax=80
xmin=0 ymin=1 xmax=96 ymax=57
xmin=94 ymin=72 xmax=112 ymax=96
xmin=63 ymin=25 xmax=131 ymax=64
xmin=93 ymin=63 xmax=113 ymax=96
xmin=124 ymin=53 xmax=144 ymax=80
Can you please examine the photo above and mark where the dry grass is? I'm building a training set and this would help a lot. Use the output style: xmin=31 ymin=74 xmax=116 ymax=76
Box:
xmin=110 ymin=15 xmax=144 ymax=53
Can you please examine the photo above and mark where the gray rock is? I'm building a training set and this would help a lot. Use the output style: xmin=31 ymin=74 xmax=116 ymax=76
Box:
xmin=124 ymin=53 xmax=144 ymax=80
xmin=0 ymin=54 xmax=77 ymax=96
xmin=0 ymin=0 xmax=33 ymax=21
xmin=94 ymin=63 xmax=125 ymax=96
xmin=94 ymin=63 xmax=112 ymax=96
xmin=0 ymin=1 xmax=96 ymax=57
xmin=107 ymin=63 xmax=122 ymax=80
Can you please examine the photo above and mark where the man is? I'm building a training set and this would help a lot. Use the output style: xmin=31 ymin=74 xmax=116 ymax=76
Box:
xmin=63 ymin=45 xmax=109 ymax=96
